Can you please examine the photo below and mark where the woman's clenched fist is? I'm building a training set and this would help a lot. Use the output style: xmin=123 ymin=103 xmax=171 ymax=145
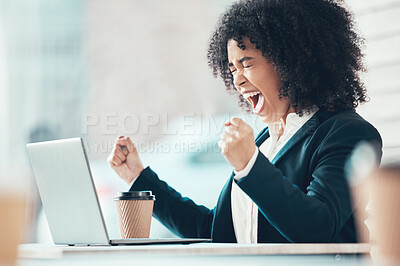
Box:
xmin=218 ymin=117 xmax=256 ymax=171
xmin=107 ymin=136 xmax=144 ymax=184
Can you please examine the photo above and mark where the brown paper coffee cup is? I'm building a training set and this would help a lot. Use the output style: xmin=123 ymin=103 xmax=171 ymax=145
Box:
xmin=369 ymin=166 xmax=400 ymax=264
xmin=114 ymin=191 xmax=155 ymax=239
xmin=0 ymin=196 xmax=26 ymax=265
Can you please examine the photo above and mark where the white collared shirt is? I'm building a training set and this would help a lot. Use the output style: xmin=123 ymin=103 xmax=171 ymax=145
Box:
xmin=231 ymin=109 xmax=317 ymax=243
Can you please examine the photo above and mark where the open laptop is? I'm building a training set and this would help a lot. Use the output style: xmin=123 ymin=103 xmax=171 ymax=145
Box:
xmin=26 ymin=138 xmax=211 ymax=246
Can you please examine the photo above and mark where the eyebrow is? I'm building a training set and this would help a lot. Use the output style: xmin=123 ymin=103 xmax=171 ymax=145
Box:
xmin=228 ymin=57 xmax=255 ymax=67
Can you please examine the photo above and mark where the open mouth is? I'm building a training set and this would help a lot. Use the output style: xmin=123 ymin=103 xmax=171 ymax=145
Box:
xmin=249 ymin=93 xmax=260 ymax=108
xmin=242 ymin=91 xmax=265 ymax=114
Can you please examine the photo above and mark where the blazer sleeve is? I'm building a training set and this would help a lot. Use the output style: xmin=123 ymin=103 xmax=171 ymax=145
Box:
xmin=130 ymin=167 xmax=214 ymax=238
xmin=236 ymin=121 xmax=382 ymax=243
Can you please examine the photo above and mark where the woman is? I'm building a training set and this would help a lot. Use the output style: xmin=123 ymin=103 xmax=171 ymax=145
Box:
xmin=108 ymin=0 xmax=382 ymax=243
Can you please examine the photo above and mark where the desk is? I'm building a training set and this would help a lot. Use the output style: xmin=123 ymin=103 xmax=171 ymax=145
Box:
xmin=18 ymin=243 xmax=373 ymax=265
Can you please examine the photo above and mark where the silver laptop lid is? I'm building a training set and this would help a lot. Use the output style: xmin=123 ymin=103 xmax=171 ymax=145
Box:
xmin=27 ymin=138 xmax=110 ymax=245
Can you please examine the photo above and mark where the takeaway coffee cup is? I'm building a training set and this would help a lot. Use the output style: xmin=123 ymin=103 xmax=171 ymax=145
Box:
xmin=0 ymin=170 xmax=29 ymax=265
xmin=114 ymin=191 xmax=155 ymax=238
xmin=369 ymin=166 xmax=400 ymax=264
xmin=0 ymin=195 xmax=26 ymax=265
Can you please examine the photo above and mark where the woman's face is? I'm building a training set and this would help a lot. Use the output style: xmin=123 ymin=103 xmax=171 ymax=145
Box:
xmin=227 ymin=37 xmax=291 ymax=123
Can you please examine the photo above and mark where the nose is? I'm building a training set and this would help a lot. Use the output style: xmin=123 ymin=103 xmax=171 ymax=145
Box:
xmin=233 ymin=70 xmax=246 ymax=91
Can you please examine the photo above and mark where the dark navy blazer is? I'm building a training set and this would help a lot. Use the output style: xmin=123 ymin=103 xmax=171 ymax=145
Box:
xmin=130 ymin=110 xmax=382 ymax=243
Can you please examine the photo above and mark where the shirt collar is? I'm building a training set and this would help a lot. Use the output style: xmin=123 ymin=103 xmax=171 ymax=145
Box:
xmin=267 ymin=107 xmax=319 ymax=137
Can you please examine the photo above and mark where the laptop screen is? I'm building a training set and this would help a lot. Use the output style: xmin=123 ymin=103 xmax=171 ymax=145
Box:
xmin=27 ymin=138 xmax=110 ymax=245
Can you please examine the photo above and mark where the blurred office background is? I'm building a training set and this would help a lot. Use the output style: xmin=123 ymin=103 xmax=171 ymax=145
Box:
xmin=0 ymin=0 xmax=399 ymax=242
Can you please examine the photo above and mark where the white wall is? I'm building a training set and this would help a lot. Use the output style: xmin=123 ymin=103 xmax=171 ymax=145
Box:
xmin=347 ymin=0 xmax=400 ymax=162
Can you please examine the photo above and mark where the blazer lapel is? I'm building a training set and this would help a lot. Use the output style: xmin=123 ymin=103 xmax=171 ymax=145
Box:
xmin=255 ymin=127 xmax=270 ymax=147
xmin=271 ymin=111 xmax=322 ymax=165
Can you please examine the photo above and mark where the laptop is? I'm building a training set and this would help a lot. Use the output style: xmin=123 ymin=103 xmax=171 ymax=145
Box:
xmin=26 ymin=138 xmax=211 ymax=246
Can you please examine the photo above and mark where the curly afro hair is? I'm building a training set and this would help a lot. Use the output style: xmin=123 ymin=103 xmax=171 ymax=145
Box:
xmin=207 ymin=0 xmax=367 ymax=114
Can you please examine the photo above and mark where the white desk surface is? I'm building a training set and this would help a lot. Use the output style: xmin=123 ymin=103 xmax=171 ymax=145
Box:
xmin=18 ymin=242 xmax=370 ymax=258
xmin=17 ymin=243 xmax=373 ymax=266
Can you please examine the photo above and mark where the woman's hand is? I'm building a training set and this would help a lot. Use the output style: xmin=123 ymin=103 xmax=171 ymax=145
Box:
xmin=107 ymin=136 xmax=144 ymax=184
xmin=218 ymin=117 xmax=256 ymax=171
